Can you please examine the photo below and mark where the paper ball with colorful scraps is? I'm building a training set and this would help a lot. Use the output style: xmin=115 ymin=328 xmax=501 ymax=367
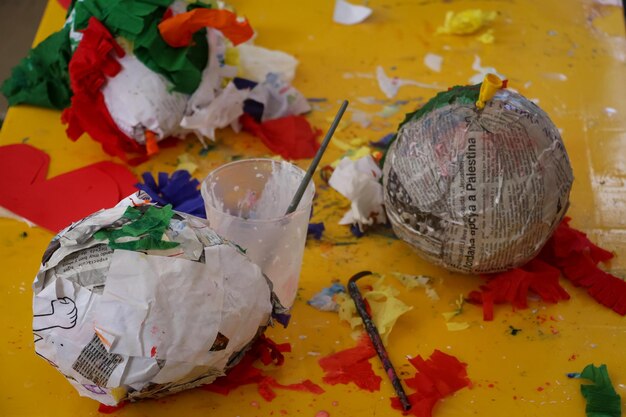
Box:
xmin=2 ymin=0 xmax=312 ymax=164
xmin=32 ymin=191 xmax=285 ymax=406
xmin=382 ymin=75 xmax=574 ymax=274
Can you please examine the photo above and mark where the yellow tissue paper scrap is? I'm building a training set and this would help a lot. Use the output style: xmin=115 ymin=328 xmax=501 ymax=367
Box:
xmin=176 ymin=153 xmax=198 ymax=174
xmin=436 ymin=9 xmax=497 ymax=36
xmin=336 ymin=278 xmax=412 ymax=345
xmin=330 ymin=145 xmax=372 ymax=168
xmin=442 ymin=294 xmax=470 ymax=331
xmin=392 ymin=272 xmax=440 ymax=301
xmin=477 ymin=28 xmax=495 ymax=44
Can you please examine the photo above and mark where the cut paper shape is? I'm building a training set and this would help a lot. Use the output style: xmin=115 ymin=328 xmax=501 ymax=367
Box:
xmin=318 ymin=335 xmax=382 ymax=391
xmin=576 ymin=364 xmax=622 ymax=417
xmin=423 ymin=53 xmax=443 ymax=72
xmin=136 ymin=170 xmax=206 ymax=218
xmin=158 ymin=8 xmax=254 ymax=48
xmin=376 ymin=66 xmax=441 ymax=99
xmin=333 ymin=0 xmax=373 ymax=25
xmin=0 ymin=144 xmax=137 ymax=233
xmin=390 ymin=350 xmax=471 ymax=417
xmin=241 ymin=113 xmax=321 ymax=159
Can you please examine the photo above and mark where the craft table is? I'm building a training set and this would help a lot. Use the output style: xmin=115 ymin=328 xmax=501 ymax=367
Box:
xmin=1 ymin=1 xmax=625 ymax=416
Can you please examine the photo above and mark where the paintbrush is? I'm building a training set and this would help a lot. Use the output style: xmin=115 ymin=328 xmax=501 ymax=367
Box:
xmin=285 ymin=100 xmax=349 ymax=215
xmin=348 ymin=270 xmax=412 ymax=411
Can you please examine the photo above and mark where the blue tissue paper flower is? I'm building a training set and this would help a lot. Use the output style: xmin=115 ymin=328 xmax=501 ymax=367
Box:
xmin=136 ymin=170 xmax=206 ymax=218
xmin=370 ymin=133 xmax=395 ymax=149
xmin=307 ymin=222 xmax=325 ymax=240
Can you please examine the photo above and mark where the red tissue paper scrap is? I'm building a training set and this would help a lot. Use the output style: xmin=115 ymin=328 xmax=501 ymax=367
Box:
xmin=202 ymin=335 xmax=324 ymax=402
xmin=159 ymin=8 xmax=254 ymax=47
xmin=61 ymin=17 xmax=149 ymax=165
xmin=0 ymin=144 xmax=137 ymax=233
xmin=241 ymin=113 xmax=322 ymax=160
xmin=318 ymin=334 xmax=382 ymax=392
xmin=391 ymin=350 xmax=471 ymax=417
xmin=540 ymin=217 xmax=626 ymax=315
xmin=468 ymin=217 xmax=626 ymax=319
xmin=467 ymin=258 xmax=570 ymax=321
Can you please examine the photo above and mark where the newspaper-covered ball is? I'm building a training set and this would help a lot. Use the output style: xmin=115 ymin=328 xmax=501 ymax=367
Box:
xmin=32 ymin=192 xmax=282 ymax=405
xmin=383 ymin=83 xmax=573 ymax=274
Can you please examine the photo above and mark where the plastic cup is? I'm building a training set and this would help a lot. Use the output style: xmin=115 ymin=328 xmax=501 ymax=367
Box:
xmin=201 ymin=159 xmax=315 ymax=308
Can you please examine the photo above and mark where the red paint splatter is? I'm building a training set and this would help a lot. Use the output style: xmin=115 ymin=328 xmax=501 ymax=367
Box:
xmin=150 ymin=346 xmax=157 ymax=358
xmin=488 ymin=383 xmax=495 ymax=388
xmin=513 ymin=395 xmax=518 ymax=400
xmin=536 ymin=386 xmax=544 ymax=392
xmin=568 ymin=354 xmax=579 ymax=361
xmin=390 ymin=350 xmax=470 ymax=417
xmin=318 ymin=335 xmax=382 ymax=392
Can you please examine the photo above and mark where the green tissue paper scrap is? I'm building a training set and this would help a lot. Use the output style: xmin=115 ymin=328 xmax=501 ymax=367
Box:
xmin=579 ymin=364 xmax=622 ymax=417
xmin=1 ymin=25 xmax=73 ymax=109
xmin=95 ymin=204 xmax=180 ymax=251
xmin=73 ymin=0 xmax=207 ymax=94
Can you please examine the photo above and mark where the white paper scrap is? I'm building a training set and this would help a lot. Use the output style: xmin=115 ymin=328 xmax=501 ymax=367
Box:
xmin=237 ymin=43 xmax=299 ymax=84
xmin=333 ymin=0 xmax=373 ymax=25
xmin=181 ymin=81 xmax=249 ymax=140
xmin=469 ymin=55 xmax=506 ymax=84
xmin=376 ymin=66 xmax=441 ymax=99
xmin=424 ymin=53 xmax=444 ymax=72
xmin=329 ymin=155 xmax=387 ymax=230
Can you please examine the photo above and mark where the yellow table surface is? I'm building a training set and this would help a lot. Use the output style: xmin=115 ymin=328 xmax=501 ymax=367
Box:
xmin=1 ymin=1 xmax=625 ymax=416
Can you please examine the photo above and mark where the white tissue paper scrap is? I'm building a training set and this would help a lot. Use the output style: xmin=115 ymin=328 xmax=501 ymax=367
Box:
xmin=329 ymin=155 xmax=387 ymax=230
xmin=333 ymin=0 xmax=373 ymax=25
xmin=181 ymin=81 xmax=250 ymax=140
xmin=469 ymin=55 xmax=506 ymax=84
xmin=249 ymin=72 xmax=312 ymax=121
xmin=424 ymin=53 xmax=443 ymax=72
xmin=31 ymin=191 xmax=275 ymax=406
xmin=237 ymin=43 xmax=299 ymax=84
xmin=376 ymin=66 xmax=441 ymax=99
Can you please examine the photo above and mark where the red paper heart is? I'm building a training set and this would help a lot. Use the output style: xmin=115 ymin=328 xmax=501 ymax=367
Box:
xmin=0 ymin=144 xmax=137 ymax=233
